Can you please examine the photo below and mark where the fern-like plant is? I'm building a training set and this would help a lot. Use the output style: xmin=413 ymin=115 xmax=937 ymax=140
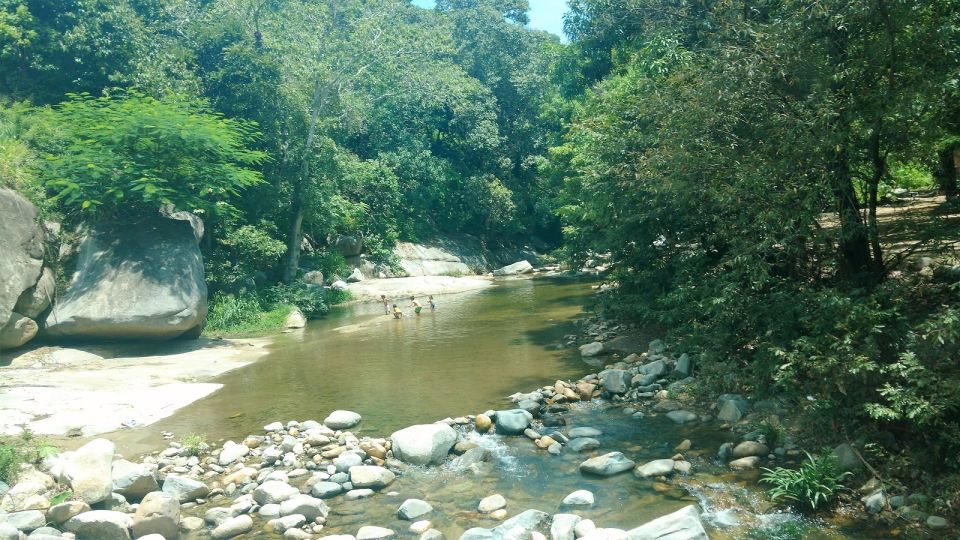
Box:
xmin=761 ymin=451 xmax=851 ymax=512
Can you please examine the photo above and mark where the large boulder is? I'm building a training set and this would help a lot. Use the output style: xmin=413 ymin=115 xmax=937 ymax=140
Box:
xmin=0 ymin=313 xmax=38 ymax=349
xmin=599 ymin=369 xmax=631 ymax=394
xmin=624 ymin=505 xmax=708 ymax=540
xmin=161 ymin=475 xmax=209 ymax=503
xmin=390 ymin=424 xmax=457 ymax=466
xmin=0 ymin=189 xmax=46 ymax=348
xmin=393 ymin=242 xmax=471 ymax=277
xmin=63 ymin=438 xmax=116 ymax=505
xmin=44 ymin=214 xmax=207 ymax=340
xmin=332 ymin=234 xmax=363 ymax=257
xmin=462 ymin=509 xmax=550 ymax=540
xmin=14 ymin=266 xmax=55 ymax=319
xmin=492 ymin=260 xmax=533 ymax=276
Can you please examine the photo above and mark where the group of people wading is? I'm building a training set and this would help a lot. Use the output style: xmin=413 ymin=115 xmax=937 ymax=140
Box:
xmin=380 ymin=294 xmax=436 ymax=318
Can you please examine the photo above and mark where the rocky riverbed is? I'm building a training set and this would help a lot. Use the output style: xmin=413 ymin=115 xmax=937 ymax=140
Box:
xmin=1 ymin=301 xmax=952 ymax=539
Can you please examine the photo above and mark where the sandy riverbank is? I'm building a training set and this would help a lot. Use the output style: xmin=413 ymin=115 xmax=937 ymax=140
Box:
xmin=344 ymin=275 xmax=494 ymax=302
xmin=0 ymin=337 xmax=271 ymax=438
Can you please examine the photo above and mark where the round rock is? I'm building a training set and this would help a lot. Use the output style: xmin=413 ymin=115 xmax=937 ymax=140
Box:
xmin=323 ymin=410 xmax=362 ymax=430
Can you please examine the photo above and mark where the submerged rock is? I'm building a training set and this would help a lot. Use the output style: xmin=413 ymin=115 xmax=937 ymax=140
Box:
xmin=579 ymin=452 xmax=635 ymax=476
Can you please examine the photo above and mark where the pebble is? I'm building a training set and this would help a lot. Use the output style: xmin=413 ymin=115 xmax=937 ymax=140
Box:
xmin=562 ymin=490 xmax=595 ymax=505
xmin=478 ymin=494 xmax=506 ymax=513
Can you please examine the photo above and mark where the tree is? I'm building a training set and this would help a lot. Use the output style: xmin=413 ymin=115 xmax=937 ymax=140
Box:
xmin=36 ymin=91 xmax=266 ymax=222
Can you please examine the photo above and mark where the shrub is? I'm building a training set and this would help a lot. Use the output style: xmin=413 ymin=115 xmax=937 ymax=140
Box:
xmin=206 ymin=293 xmax=263 ymax=332
xmin=178 ymin=433 xmax=208 ymax=456
xmin=264 ymin=283 xmax=329 ymax=319
xmin=302 ymin=250 xmax=348 ymax=281
xmin=206 ymin=223 xmax=286 ymax=292
xmin=761 ymin=451 xmax=851 ymax=512
xmin=0 ymin=430 xmax=58 ymax=484
xmin=325 ymin=287 xmax=352 ymax=306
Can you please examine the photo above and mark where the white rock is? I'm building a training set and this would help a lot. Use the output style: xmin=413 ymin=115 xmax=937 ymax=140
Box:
xmin=218 ymin=441 xmax=250 ymax=466
xmin=348 ymin=466 xmax=395 ymax=490
xmin=63 ymin=510 xmax=133 ymax=540
xmin=211 ymin=514 xmax=253 ymax=539
xmin=624 ymin=505 xmax=707 ymax=540
xmin=552 ymin=513 xmax=583 ymax=540
xmin=478 ymin=494 xmax=506 ymax=513
xmin=389 ymin=424 xmax=457 ymax=466
xmin=253 ymin=481 xmax=299 ymax=505
xmin=562 ymin=490 xmax=595 ymax=505
xmin=357 ymin=526 xmax=396 ymax=540
xmin=397 ymin=498 xmax=433 ymax=521
xmin=323 ymin=410 xmax=362 ymax=430
xmin=64 ymin=438 xmax=115 ymax=504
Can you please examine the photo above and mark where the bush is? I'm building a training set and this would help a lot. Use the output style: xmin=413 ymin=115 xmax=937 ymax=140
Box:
xmin=325 ymin=287 xmax=352 ymax=306
xmin=761 ymin=451 xmax=851 ymax=512
xmin=178 ymin=433 xmax=209 ymax=456
xmin=206 ymin=293 xmax=263 ymax=331
xmin=264 ymin=283 xmax=329 ymax=319
xmin=302 ymin=250 xmax=348 ymax=281
xmin=0 ymin=430 xmax=58 ymax=484
xmin=206 ymin=223 xmax=286 ymax=292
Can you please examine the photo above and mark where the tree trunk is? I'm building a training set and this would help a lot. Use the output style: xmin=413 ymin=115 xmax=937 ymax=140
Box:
xmin=867 ymin=126 xmax=884 ymax=273
xmin=831 ymin=150 xmax=873 ymax=281
xmin=936 ymin=144 xmax=960 ymax=202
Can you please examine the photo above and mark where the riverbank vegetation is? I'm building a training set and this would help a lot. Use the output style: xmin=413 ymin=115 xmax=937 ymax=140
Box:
xmin=556 ymin=0 xmax=960 ymax=522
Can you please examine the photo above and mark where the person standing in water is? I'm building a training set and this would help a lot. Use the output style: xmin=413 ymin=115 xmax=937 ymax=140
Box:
xmin=429 ymin=295 xmax=436 ymax=311
xmin=392 ymin=304 xmax=402 ymax=319
xmin=409 ymin=296 xmax=423 ymax=316
xmin=380 ymin=294 xmax=389 ymax=315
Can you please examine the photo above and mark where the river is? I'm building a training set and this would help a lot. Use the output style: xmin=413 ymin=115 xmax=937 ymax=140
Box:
xmin=112 ymin=276 xmax=876 ymax=539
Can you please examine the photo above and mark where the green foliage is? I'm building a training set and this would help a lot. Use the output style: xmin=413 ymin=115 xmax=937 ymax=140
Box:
xmin=49 ymin=490 xmax=72 ymax=505
xmin=325 ymin=287 xmax=352 ymax=306
xmin=761 ymin=452 xmax=851 ymax=512
xmin=206 ymin=222 xmax=287 ymax=292
xmin=264 ymin=283 xmax=329 ymax=319
xmin=205 ymin=293 xmax=264 ymax=333
xmin=0 ymin=429 xmax=57 ymax=484
xmin=36 ymin=90 xmax=266 ymax=223
xmin=303 ymin=251 xmax=348 ymax=281
xmin=178 ymin=433 xmax=208 ymax=457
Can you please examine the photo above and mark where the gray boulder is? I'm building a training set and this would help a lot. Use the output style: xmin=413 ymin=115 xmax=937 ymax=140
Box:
xmin=832 ymin=443 xmax=863 ymax=472
xmin=323 ymin=410 xmax=362 ymax=430
xmin=132 ymin=491 xmax=180 ymax=540
xmin=64 ymin=438 xmax=115 ymax=505
xmin=494 ymin=410 xmax=533 ymax=435
xmin=578 ymin=342 xmax=605 ymax=357
xmin=7 ymin=510 xmax=45 ymax=531
xmin=346 ymin=268 xmax=365 ymax=282
xmin=493 ymin=260 xmax=533 ymax=276
xmin=357 ymin=526 xmax=396 ymax=540
xmin=665 ymin=410 xmax=698 ymax=425
xmin=625 ymin=505 xmax=707 ymax=540
xmin=63 ymin=510 xmax=133 ymax=540
xmin=161 ymin=475 xmax=209 ymax=503
xmin=111 ymin=459 xmax=158 ymax=499
xmin=551 ymin=514 xmax=582 ymax=540
xmin=397 ymin=498 xmax=433 ymax=521
xmin=568 ymin=427 xmax=602 ymax=438
xmin=252 ymin=480 xmax=298 ymax=505
xmin=390 ymin=424 xmax=457 ymax=465
xmin=309 ymin=481 xmax=343 ymax=499
xmin=279 ymin=495 xmax=329 ymax=521
xmin=567 ymin=438 xmax=600 ymax=453
xmin=0 ymin=189 xmax=45 ymax=337
xmin=634 ymin=459 xmax=676 ymax=478
xmin=579 ymin=452 xmax=635 ymax=476
xmin=211 ymin=514 xmax=253 ymax=539
xmin=600 ymin=369 xmax=631 ymax=394
xmin=0 ymin=312 xmax=38 ymax=349
xmin=45 ymin=214 xmax=207 ymax=340
xmin=495 ymin=509 xmax=551 ymax=540
xmin=14 ymin=266 xmax=54 ymax=319
xmin=332 ymin=235 xmax=364 ymax=257
xmin=348 ymin=466 xmax=395 ymax=490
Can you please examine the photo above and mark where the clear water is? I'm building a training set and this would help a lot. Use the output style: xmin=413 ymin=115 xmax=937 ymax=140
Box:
xmin=105 ymin=277 xmax=877 ymax=539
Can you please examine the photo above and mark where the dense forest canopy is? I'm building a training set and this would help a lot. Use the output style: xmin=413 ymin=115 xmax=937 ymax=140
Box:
xmin=4 ymin=0 xmax=960 ymax=513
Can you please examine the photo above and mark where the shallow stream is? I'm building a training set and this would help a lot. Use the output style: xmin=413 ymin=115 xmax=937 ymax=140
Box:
xmin=113 ymin=277 xmax=877 ymax=539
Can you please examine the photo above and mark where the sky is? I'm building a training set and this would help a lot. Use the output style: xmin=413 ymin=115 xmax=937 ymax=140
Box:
xmin=410 ymin=0 xmax=569 ymax=40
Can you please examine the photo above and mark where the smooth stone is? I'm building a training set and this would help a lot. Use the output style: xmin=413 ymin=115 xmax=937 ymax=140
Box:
xmin=562 ymin=490 xmax=594 ymax=506
xmin=46 ymin=500 xmax=90 ymax=524
xmin=253 ymin=481 xmax=299 ymax=505
xmin=63 ymin=438 xmax=115 ymax=505
xmin=310 ymin=481 xmax=343 ymax=499
xmin=568 ymin=427 xmax=602 ymax=438
xmin=579 ymin=452 xmax=635 ymax=476
xmin=551 ymin=513 xmax=582 ymax=540
xmin=211 ymin=515 xmax=254 ymax=539
xmin=731 ymin=441 xmax=769 ymax=459
xmin=398 ymin=499 xmax=433 ymax=521
xmin=334 ymin=453 xmax=363 ymax=473
xmin=634 ymin=459 xmax=676 ymax=478
xmin=475 ymin=414 xmax=493 ymax=432
xmin=161 ymin=475 xmax=209 ymax=503
xmin=111 ymin=459 xmax=159 ymax=500
xmin=410 ymin=520 xmax=433 ymax=534
xmin=63 ymin=510 xmax=133 ymax=540
xmin=279 ymin=495 xmax=329 ymax=521
xmin=599 ymin=369 xmax=631 ymax=394
xmin=421 ymin=531 xmax=444 ymax=540
xmin=494 ymin=410 xmax=533 ymax=435
xmin=578 ymin=342 xmax=604 ymax=357
xmin=7 ymin=510 xmax=45 ymax=531
xmin=357 ymin=526 xmax=396 ymax=540
xmin=349 ymin=466 xmax=395 ymax=490
xmin=132 ymin=491 xmax=180 ymax=539
xmin=927 ymin=516 xmax=948 ymax=529
xmin=575 ymin=520 xmax=597 ymax=538
xmin=665 ymin=410 xmax=697 ymax=425
xmin=258 ymin=504 xmax=281 ymax=519
xmin=567 ymin=438 xmax=600 ymax=453
xmin=324 ymin=410 xmax=362 ymax=430
xmin=624 ymin=505 xmax=707 ymax=540
xmin=218 ymin=441 xmax=250 ymax=466
xmin=345 ymin=489 xmax=375 ymax=500
xmin=477 ymin=494 xmax=506 ymax=513
xmin=389 ymin=424 xmax=458 ymax=466
xmin=728 ymin=456 xmax=760 ymax=470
